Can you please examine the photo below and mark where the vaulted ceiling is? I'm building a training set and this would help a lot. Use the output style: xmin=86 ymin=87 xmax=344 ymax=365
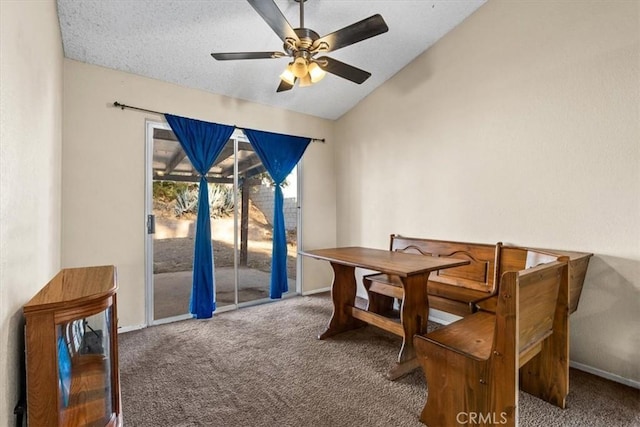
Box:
xmin=57 ymin=0 xmax=486 ymax=120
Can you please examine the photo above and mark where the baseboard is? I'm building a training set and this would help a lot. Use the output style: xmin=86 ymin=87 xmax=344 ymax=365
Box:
xmin=569 ymin=360 xmax=640 ymax=389
xmin=117 ymin=324 xmax=146 ymax=334
xmin=302 ymin=287 xmax=331 ymax=296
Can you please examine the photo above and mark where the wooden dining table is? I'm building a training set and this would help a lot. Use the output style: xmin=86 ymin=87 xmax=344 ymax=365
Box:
xmin=300 ymin=247 xmax=470 ymax=380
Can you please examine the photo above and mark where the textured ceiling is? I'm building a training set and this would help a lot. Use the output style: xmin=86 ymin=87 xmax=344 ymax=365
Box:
xmin=57 ymin=0 xmax=486 ymax=120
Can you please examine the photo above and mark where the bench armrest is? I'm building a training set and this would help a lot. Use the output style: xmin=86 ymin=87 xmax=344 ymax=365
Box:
xmin=474 ymin=294 xmax=498 ymax=313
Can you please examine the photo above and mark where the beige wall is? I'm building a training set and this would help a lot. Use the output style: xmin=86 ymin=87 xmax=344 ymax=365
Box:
xmin=0 ymin=0 xmax=63 ymax=422
xmin=335 ymin=0 xmax=639 ymax=383
xmin=2 ymin=5 xmax=637 ymax=420
xmin=62 ymin=60 xmax=336 ymax=328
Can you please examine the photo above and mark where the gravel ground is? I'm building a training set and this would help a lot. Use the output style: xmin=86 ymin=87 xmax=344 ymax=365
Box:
xmin=153 ymin=202 xmax=297 ymax=279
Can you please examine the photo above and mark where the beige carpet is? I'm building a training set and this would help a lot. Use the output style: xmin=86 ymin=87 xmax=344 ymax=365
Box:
xmin=119 ymin=294 xmax=639 ymax=426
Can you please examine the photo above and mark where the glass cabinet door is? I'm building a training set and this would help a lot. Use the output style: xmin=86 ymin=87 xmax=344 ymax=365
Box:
xmin=57 ymin=307 xmax=115 ymax=426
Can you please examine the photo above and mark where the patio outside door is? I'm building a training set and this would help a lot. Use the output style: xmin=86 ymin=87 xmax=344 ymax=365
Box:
xmin=145 ymin=121 xmax=300 ymax=325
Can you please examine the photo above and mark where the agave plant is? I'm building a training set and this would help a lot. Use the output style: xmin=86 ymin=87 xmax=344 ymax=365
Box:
xmin=174 ymin=187 xmax=199 ymax=217
xmin=209 ymin=184 xmax=235 ymax=218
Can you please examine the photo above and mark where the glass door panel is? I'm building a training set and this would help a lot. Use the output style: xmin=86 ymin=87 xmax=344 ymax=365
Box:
xmin=236 ymin=149 xmax=298 ymax=304
xmin=210 ymin=139 xmax=237 ymax=309
xmin=151 ymin=128 xmax=193 ymax=321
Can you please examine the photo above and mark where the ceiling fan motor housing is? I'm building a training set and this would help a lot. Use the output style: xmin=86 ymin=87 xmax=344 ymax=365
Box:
xmin=286 ymin=28 xmax=320 ymax=54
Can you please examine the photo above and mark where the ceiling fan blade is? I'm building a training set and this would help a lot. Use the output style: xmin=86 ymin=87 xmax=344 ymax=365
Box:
xmin=211 ymin=52 xmax=286 ymax=60
xmin=316 ymin=56 xmax=371 ymax=84
xmin=313 ymin=14 xmax=388 ymax=53
xmin=276 ymin=78 xmax=295 ymax=92
xmin=247 ymin=0 xmax=299 ymax=44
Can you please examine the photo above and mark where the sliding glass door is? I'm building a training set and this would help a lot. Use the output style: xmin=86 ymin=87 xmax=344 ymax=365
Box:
xmin=145 ymin=122 xmax=300 ymax=324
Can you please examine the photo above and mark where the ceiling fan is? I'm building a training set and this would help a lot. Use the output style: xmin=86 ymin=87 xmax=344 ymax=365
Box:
xmin=211 ymin=0 xmax=389 ymax=92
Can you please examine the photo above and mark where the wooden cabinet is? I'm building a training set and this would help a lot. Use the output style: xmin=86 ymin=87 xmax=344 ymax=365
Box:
xmin=23 ymin=266 xmax=122 ymax=427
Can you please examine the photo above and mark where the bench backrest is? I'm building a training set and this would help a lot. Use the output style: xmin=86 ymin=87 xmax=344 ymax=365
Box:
xmin=500 ymin=246 xmax=592 ymax=314
xmin=495 ymin=260 xmax=567 ymax=356
xmin=499 ymin=246 xmax=560 ymax=276
xmin=389 ymin=235 xmax=502 ymax=293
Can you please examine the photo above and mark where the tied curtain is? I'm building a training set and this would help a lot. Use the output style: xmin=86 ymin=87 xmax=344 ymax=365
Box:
xmin=164 ymin=114 xmax=235 ymax=319
xmin=243 ymin=129 xmax=311 ymax=299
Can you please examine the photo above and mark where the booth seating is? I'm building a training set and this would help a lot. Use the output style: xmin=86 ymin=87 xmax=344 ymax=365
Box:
xmin=413 ymin=258 xmax=570 ymax=427
xmin=362 ymin=235 xmax=591 ymax=318
xmin=361 ymin=235 xmax=592 ymax=425
xmin=363 ymin=236 xmax=503 ymax=318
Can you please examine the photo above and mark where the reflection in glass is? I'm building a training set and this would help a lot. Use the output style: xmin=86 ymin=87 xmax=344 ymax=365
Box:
xmin=56 ymin=308 xmax=114 ymax=426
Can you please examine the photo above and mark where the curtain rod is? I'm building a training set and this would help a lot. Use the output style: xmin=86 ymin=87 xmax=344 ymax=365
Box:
xmin=112 ymin=101 xmax=325 ymax=143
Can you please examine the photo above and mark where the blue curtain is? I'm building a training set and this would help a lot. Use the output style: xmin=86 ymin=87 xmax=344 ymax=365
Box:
xmin=165 ymin=114 xmax=235 ymax=319
xmin=243 ymin=129 xmax=311 ymax=299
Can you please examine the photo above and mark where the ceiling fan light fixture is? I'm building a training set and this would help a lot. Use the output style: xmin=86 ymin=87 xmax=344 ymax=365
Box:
xmin=308 ymin=62 xmax=326 ymax=83
xmin=299 ymin=74 xmax=312 ymax=87
xmin=279 ymin=64 xmax=296 ymax=85
xmin=292 ymin=56 xmax=308 ymax=78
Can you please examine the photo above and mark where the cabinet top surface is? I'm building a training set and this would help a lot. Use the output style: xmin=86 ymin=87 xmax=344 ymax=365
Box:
xmin=23 ymin=265 xmax=117 ymax=314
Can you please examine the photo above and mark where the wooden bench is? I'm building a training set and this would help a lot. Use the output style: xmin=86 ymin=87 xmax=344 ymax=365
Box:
xmin=413 ymin=258 xmax=570 ymax=427
xmin=363 ymin=235 xmax=503 ymax=318
xmin=363 ymin=235 xmax=592 ymax=319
